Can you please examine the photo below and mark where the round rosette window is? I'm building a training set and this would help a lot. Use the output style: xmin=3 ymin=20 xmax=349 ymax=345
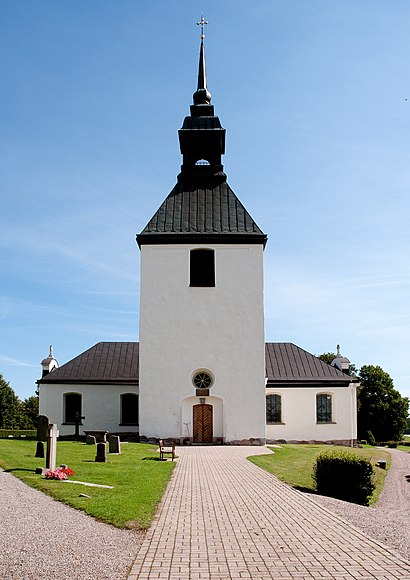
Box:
xmin=192 ymin=370 xmax=213 ymax=389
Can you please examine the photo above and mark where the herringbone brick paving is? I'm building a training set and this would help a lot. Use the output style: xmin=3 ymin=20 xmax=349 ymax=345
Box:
xmin=128 ymin=446 xmax=410 ymax=579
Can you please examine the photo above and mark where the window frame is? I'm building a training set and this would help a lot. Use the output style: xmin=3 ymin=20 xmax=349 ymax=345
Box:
xmin=316 ymin=393 xmax=333 ymax=424
xmin=120 ymin=393 xmax=139 ymax=426
xmin=63 ymin=392 xmax=82 ymax=425
xmin=266 ymin=393 xmax=283 ymax=425
xmin=189 ymin=248 xmax=215 ymax=287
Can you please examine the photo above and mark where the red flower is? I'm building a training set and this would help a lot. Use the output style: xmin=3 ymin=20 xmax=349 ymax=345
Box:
xmin=43 ymin=467 xmax=74 ymax=480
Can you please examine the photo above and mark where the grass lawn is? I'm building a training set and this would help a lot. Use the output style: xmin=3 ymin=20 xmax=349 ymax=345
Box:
xmin=0 ymin=440 xmax=175 ymax=529
xmin=396 ymin=444 xmax=410 ymax=452
xmin=249 ymin=444 xmax=391 ymax=505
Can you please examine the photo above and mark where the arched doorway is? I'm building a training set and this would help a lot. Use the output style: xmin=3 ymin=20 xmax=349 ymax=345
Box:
xmin=193 ymin=403 xmax=213 ymax=443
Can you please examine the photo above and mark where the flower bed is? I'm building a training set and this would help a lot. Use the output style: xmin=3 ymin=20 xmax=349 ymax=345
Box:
xmin=44 ymin=467 xmax=75 ymax=480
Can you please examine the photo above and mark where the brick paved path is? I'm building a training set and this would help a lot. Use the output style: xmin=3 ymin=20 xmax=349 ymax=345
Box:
xmin=128 ymin=446 xmax=410 ymax=579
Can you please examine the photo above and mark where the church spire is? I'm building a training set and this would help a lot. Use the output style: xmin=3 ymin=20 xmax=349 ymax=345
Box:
xmin=137 ymin=19 xmax=267 ymax=248
xmin=178 ymin=17 xmax=225 ymax=177
xmin=193 ymin=16 xmax=211 ymax=105
xmin=193 ymin=40 xmax=212 ymax=105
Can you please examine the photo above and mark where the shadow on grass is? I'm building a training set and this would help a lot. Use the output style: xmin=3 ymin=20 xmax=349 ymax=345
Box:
xmin=5 ymin=468 xmax=37 ymax=473
xmin=294 ymin=485 xmax=316 ymax=494
xmin=142 ymin=457 xmax=166 ymax=461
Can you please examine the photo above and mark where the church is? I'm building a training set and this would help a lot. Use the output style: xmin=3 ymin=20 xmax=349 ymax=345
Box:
xmin=38 ymin=32 xmax=358 ymax=446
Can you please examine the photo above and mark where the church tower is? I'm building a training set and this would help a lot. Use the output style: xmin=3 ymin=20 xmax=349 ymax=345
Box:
xmin=137 ymin=27 xmax=267 ymax=444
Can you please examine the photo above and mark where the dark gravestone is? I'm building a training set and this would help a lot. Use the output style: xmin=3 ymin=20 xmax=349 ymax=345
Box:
xmin=95 ymin=442 xmax=107 ymax=463
xmin=73 ymin=411 xmax=85 ymax=438
xmin=86 ymin=434 xmax=96 ymax=445
xmin=84 ymin=430 xmax=108 ymax=443
xmin=35 ymin=441 xmax=45 ymax=458
xmin=109 ymin=435 xmax=121 ymax=454
xmin=37 ymin=415 xmax=49 ymax=441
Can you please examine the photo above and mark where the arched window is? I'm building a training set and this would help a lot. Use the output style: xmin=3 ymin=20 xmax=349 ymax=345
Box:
xmin=190 ymin=249 xmax=215 ymax=287
xmin=120 ymin=393 xmax=139 ymax=426
xmin=266 ymin=394 xmax=282 ymax=424
xmin=63 ymin=393 xmax=82 ymax=424
xmin=316 ymin=394 xmax=332 ymax=423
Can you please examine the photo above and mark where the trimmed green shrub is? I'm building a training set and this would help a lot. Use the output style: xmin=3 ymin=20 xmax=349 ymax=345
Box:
xmin=0 ymin=429 xmax=36 ymax=439
xmin=313 ymin=450 xmax=375 ymax=506
xmin=367 ymin=430 xmax=377 ymax=446
xmin=360 ymin=440 xmax=367 ymax=445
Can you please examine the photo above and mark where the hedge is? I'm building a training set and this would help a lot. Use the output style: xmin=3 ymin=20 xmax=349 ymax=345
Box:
xmin=313 ymin=450 xmax=375 ymax=506
xmin=0 ymin=429 xmax=37 ymax=439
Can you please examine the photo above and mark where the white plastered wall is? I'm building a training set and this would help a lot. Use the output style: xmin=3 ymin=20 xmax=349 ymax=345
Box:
xmin=138 ymin=243 xmax=266 ymax=442
xmin=265 ymin=384 xmax=357 ymax=443
xmin=38 ymin=383 xmax=139 ymax=436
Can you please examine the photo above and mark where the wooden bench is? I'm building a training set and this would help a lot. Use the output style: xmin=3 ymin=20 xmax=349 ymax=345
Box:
xmin=159 ymin=439 xmax=175 ymax=461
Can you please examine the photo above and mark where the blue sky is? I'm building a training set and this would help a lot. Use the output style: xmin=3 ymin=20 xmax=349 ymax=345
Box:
xmin=1 ymin=1 xmax=409 ymax=400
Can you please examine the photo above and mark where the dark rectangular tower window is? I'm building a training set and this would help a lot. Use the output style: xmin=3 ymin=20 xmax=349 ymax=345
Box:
xmin=190 ymin=249 xmax=215 ymax=287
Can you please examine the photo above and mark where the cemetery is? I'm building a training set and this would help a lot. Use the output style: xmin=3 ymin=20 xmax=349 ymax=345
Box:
xmin=0 ymin=420 xmax=392 ymax=527
xmin=0 ymin=424 xmax=175 ymax=529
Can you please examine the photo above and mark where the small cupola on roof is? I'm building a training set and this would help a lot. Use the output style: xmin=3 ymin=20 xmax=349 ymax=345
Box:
xmin=137 ymin=19 xmax=267 ymax=248
xmin=331 ymin=345 xmax=351 ymax=374
xmin=41 ymin=345 xmax=58 ymax=377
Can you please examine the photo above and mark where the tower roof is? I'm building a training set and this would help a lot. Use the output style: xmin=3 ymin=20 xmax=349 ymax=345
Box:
xmin=137 ymin=27 xmax=266 ymax=248
xmin=193 ymin=40 xmax=212 ymax=105
xmin=137 ymin=180 xmax=266 ymax=246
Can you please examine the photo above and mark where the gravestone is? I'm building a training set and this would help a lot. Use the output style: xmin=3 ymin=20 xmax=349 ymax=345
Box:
xmin=35 ymin=441 xmax=45 ymax=458
xmin=37 ymin=415 xmax=49 ymax=441
xmin=73 ymin=411 xmax=85 ymax=438
xmin=109 ymin=435 xmax=121 ymax=454
xmin=86 ymin=434 xmax=96 ymax=445
xmin=95 ymin=442 xmax=107 ymax=463
xmin=46 ymin=424 xmax=59 ymax=471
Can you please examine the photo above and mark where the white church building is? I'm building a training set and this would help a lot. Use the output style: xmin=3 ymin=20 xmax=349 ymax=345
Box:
xmin=38 ymin=38 xmax=357 ymax=446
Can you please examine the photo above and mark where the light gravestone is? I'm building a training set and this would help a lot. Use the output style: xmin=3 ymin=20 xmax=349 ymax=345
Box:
xmin=95 ymin=442 xmax=107 ymax=463
xmin=109 ymin=435 xmax=121 ymax=454
xmin=46 ymin=424 xmax=59 ymax=471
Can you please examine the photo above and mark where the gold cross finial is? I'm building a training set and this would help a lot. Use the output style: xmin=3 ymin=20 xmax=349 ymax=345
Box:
xmin=197 ymin=15 xmax=208 ymax=40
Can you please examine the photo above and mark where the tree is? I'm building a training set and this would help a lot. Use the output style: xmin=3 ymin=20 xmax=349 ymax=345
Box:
xmin=318 ymin=352 xmax=336 ymax=365
xmin=357 ymin=365 xmax=409 ymax=442
xmin=0 ymin=373 xmax=22 ymax=428
xmin=21 ymin=395 xmax=39 ymax=429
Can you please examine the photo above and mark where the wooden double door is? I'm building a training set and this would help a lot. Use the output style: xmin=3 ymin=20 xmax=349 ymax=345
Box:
xmin=192 ymin=404 xmax=213 ymax=444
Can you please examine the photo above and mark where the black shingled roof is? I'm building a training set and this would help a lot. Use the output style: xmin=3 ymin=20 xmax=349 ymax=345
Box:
xmin=38 ymin=342 xmax=353 ymax=386
xmin=38 ymin=342 xmax=139 ymax=385
xmin=265 ymin=343 xmax=353 ymax=385
xmin=137 ymin=180 xmax=267 ymax=247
